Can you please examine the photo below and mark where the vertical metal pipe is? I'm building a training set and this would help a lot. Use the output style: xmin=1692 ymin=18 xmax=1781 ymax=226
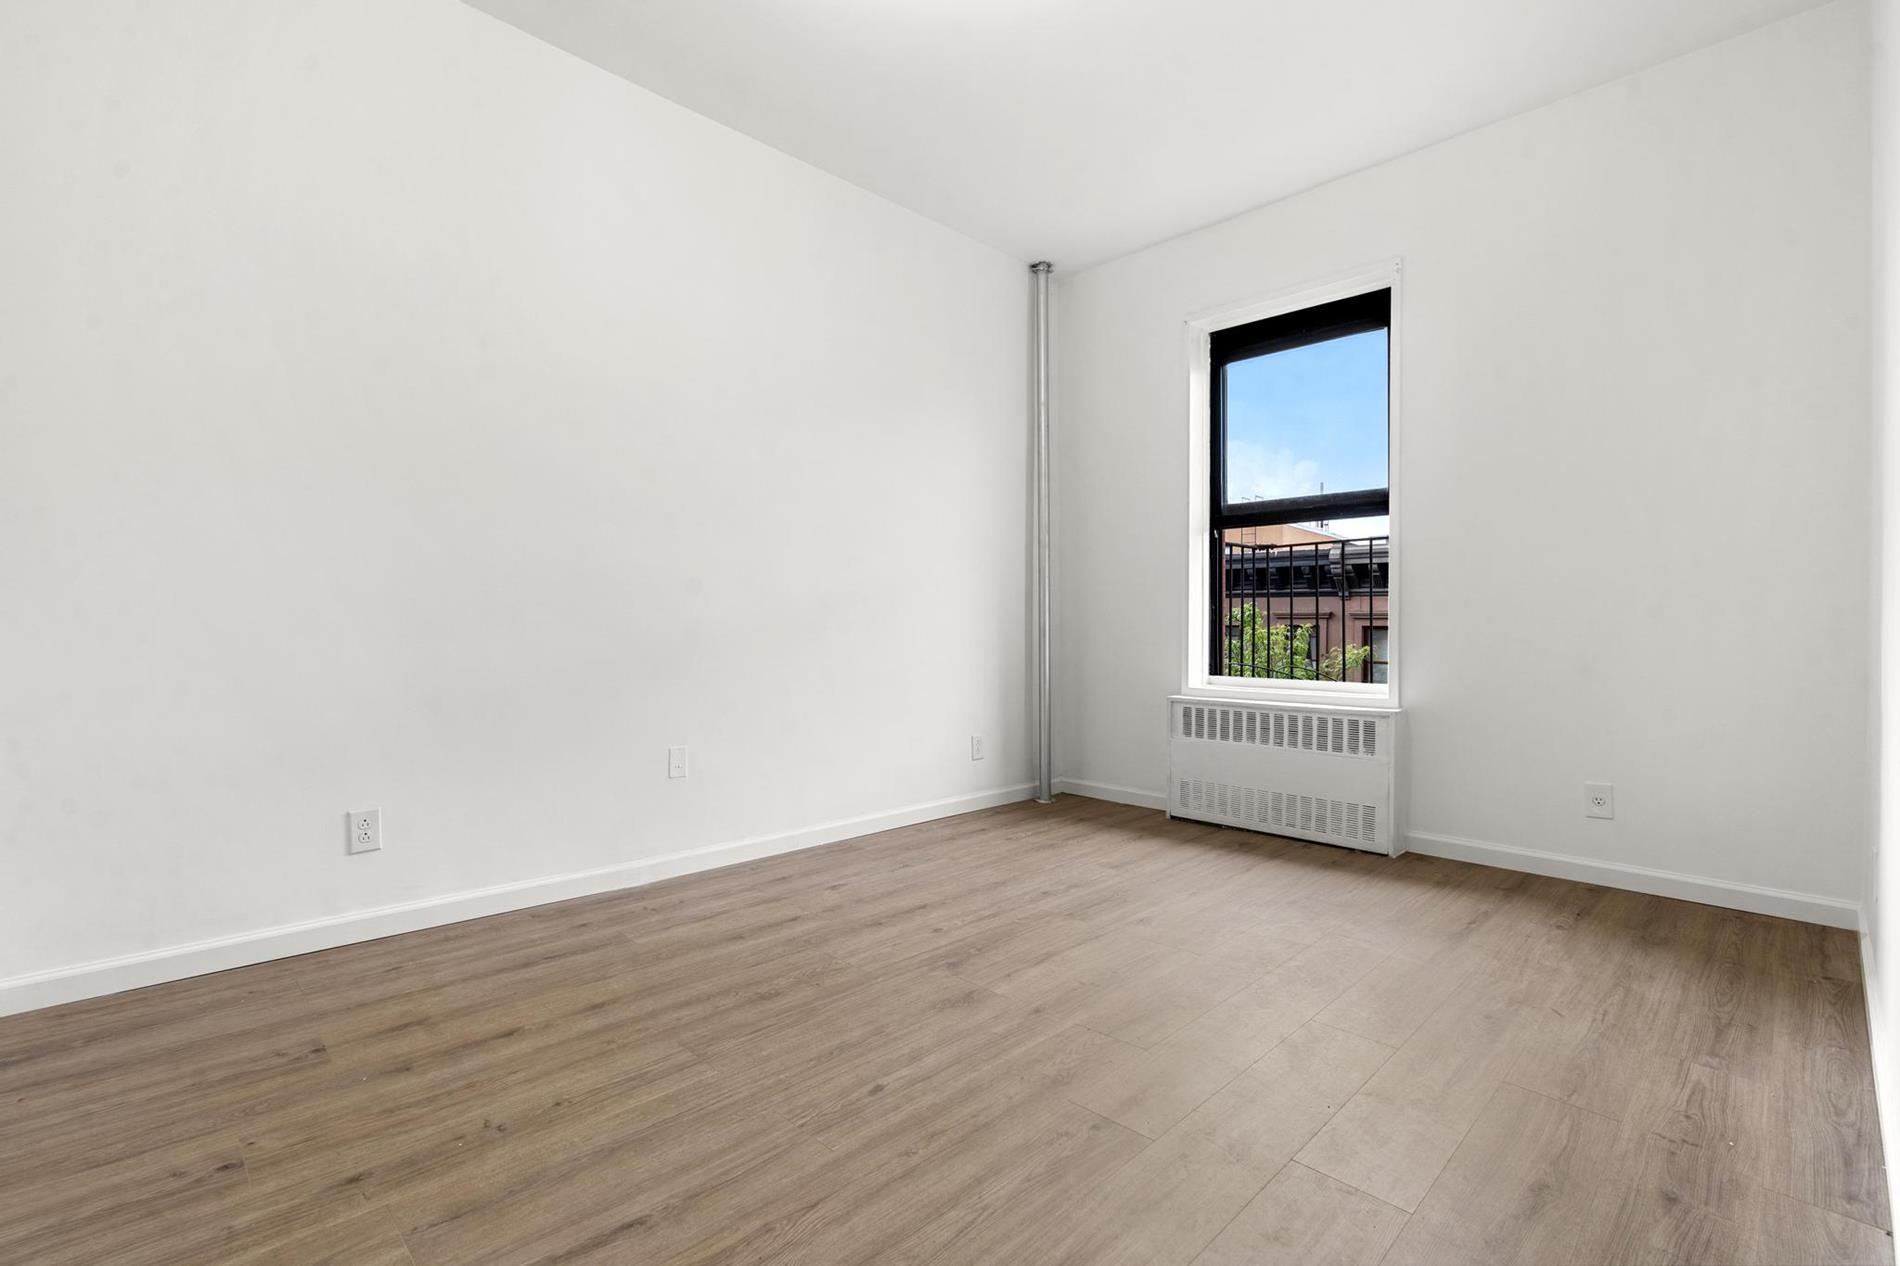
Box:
xmin=1032 ymin=261 xmax=1054 ymax=804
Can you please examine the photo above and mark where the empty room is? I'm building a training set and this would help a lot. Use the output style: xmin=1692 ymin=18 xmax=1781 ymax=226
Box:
xmin=5 ymin=1 xmax=1900 ymax=1263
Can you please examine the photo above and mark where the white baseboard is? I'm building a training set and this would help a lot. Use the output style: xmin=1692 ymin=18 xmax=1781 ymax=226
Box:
xmin=1054 ymin=777 xmax=1168 ymax=810
xmin=1408 ymin=829 xmax=1859 ymax=929
xmin=0 ymin=782 xmax=1037 ymax=1018
xmin=1051 ymin=785 xmax=1857 ymax=929
xmin=1859 ymin=920 xmax=1899 ymax=1232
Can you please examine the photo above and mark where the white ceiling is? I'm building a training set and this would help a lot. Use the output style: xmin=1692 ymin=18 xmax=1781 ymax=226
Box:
xmin=465 ymin=0 xmax=1830 ymax=270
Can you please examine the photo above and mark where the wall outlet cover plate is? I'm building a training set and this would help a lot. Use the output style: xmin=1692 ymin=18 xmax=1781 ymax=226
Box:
xmin=349 ymin=808 xmax=383 ymax=853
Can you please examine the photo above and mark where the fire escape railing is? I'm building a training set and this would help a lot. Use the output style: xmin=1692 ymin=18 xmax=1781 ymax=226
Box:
xmin=1217 ymin=535 xmax=1389 ymax=682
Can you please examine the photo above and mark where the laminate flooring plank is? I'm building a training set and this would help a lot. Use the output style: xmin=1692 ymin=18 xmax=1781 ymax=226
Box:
xmin=1378 ymin=1082 xmax=1622 ymax=1266
xmin=1048 ymin=1021 xmax=1393 ymax=1265
xmin=1295 ymin=967 xmax=1546 ymax=1211
xmin=1191 ymin=1161 xmax=1407 ymax=1266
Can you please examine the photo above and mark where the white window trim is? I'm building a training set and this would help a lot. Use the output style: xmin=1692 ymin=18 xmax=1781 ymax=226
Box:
xmin=1182 ymin=259 xmax=1403 ymax=708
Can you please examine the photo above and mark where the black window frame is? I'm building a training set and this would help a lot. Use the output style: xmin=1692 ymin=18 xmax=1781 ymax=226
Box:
xmin=1208 ymin=288 xmax=1392 ymax=677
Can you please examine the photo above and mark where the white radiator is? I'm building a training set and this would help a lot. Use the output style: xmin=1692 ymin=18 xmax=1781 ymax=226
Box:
xmin=1167 ymin=697 xmax=1403 ymax=857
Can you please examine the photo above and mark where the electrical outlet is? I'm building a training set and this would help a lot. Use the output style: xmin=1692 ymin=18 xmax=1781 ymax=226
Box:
xmin=348 ymin=808 xmax=382 ymax=854
xmin=1584 ymin=783 xmax=1615 ymax=820
xmin=668 ymin=745 xmax=689 ymax=779
xmin=970 ymin=734 xmax=986 ymax=761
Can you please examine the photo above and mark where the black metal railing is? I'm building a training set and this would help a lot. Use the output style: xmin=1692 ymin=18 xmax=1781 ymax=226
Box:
xmin=1217 ymin=535 xmax=1389 ymax=682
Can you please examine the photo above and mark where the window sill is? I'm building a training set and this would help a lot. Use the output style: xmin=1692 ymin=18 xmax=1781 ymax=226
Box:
xmin=1182 ymin=678 xmax=1396 ymax=712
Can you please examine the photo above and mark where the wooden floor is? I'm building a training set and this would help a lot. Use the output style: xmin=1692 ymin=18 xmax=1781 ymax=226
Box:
xmin=1 ymin=797 xmax=1890 ymax=1265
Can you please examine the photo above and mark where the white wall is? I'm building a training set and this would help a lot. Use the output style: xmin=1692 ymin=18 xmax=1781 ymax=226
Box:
xmin=1866 ymin=0 xmax=1898 ymax=1223
xmin=0 ymin=0 xmax=1032 ymax=1007
xmin=1055 ymin=1 xmax=1872 ymax=921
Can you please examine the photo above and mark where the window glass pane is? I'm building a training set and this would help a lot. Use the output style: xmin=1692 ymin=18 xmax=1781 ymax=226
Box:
xmin=1209 ymin=290 xmax=1391 ymax=685
xmin=1222 ymin=327 xmax=1387 ymax=528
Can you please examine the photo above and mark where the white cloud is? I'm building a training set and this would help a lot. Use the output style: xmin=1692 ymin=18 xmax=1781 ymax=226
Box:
xmin=1225 ymin=441 xmax=1388 ymax=538
xmin=1227 ymin=440 xmax=1319 ymax=502
xmin=1309 ymin=514 xmax=1390 ymax=538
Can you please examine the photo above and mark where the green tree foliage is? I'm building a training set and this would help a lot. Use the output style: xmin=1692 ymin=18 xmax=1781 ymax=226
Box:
xmin=1222 ymin=606 xmax=1373 ymax=681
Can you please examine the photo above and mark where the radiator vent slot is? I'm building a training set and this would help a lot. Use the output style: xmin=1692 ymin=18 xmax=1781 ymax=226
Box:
xmin=1175 ymin=778 xmax=1381 ymax=846
xmin=1177 ymin=703 xmax=1383 ymax=759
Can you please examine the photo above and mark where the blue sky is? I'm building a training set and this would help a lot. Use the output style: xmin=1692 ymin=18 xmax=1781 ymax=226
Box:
xmin=1224 ymin=329 xmax=1388 ymax=535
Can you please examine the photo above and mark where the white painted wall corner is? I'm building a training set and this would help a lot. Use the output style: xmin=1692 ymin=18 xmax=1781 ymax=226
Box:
xmin=1052 ymin=777 xmax=1168 ymax=811
xmin=1860 ymin=922 xmax=1900 ymax=1236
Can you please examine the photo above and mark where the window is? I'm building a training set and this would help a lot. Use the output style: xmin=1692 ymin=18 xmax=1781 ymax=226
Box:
xmin=1208 ymin=288 xmax=1390 ymax=685
xmin=1365 ymin=625 xmax=1389 ymax=684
